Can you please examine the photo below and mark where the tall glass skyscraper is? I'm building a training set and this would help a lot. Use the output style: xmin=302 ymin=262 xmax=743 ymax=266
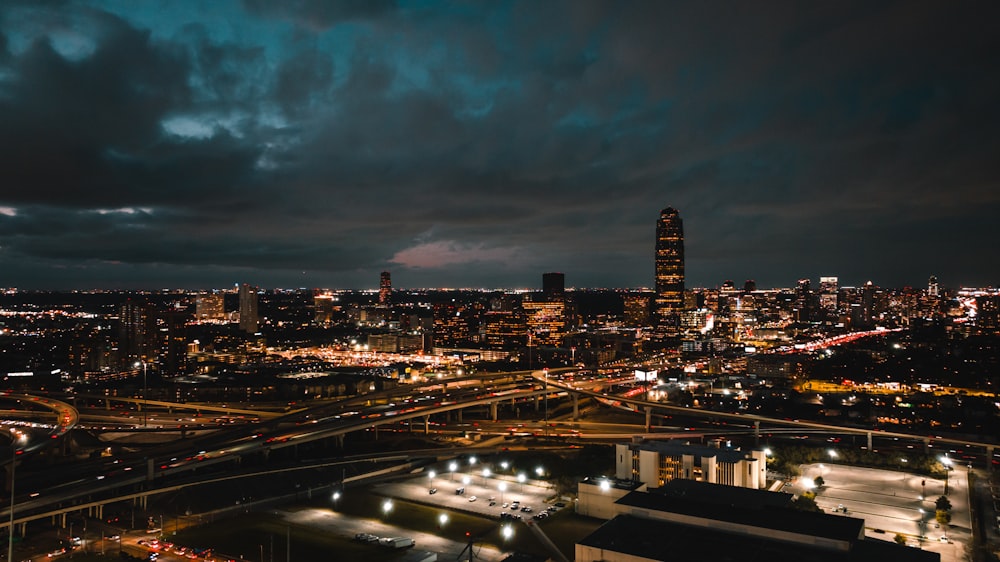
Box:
xmin=655 ymin=207 xmax=685 ymax=331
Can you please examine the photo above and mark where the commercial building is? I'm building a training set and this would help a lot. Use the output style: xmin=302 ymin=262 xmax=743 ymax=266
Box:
xmin=238 ymin=283 xmax=258 ymax=333
xmin=380 ymin=271 xmax=392 ymax=305
xmin=654 ymin=207 xmax=685 ymax=333
xmin=576 ymin=479 xmax=938 ymax=562
xmin=615 ymin=440 xmax=767 ymax=490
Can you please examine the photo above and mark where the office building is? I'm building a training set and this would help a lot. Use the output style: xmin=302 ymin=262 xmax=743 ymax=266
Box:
xmin=576 ymin=480 xmax=937 ymax=562
xmin=542 ymin=272 xmax=565 ymax=299
xmin=195 ymin=293 xmax=225 ymax=322
xmin=118 ymin=298 xmax=151 ymax=369
xmin=927 ymin=275 xmax=939 ymax=298
xmin=654 ymin=207 xmax=685 ymax=332
xmin=819 ymin=276 xmax=839 ymax=311
xmin=379 ymin=271 xmax=392 ymax=305
xmin=624 ymin=293 xmax=653 ymax=327
xmin=615 ymin=440 xmax=766 ymax=490
xmin=238 ymin=283 xmax=259 ymax=333
xmin=795 ymin=278 xmax=812 ymax=321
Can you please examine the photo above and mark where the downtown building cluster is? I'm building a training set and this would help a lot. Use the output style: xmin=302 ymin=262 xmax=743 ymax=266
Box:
xmin=0 ymin=206 xmax=997 ymax=392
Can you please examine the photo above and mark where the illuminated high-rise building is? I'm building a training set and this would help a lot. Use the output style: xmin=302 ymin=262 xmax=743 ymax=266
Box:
xmin=118 ymin=297 xmax=151 ymax=368
xmin=654 ymin=207 xmax=685 ymax=331
xmin=927 ymin=275 xmax=939 ymax=298
xmin=379 ymin=271 xmax=392 ymax=305
xmin=238 ymin=283 xmax=258 ymax=333
xmin=524 ymin=272 xmax=570 ymax=346
xmin=195 ymin=293 xmax=225 ymax=322
xmin=795 ymin=278 xmax=812 ymax=321
xmin=819 ymin=276 xmax=838 ymax=311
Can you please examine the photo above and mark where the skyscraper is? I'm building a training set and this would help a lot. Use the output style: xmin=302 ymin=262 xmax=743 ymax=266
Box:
xmin=238 ymin=283 xmax=258 ymax=333
xmin=655 ymin=207 xmax=685 ymax=331
xmin=379 ymin=271 xmax=392 ymax=306
xmin=542 ymin=272 xmax=565 ymax=300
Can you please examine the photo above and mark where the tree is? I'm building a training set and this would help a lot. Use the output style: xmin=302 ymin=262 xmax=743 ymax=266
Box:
xmin=935 ymin=495 xmax=952 ymax=512
xmin=936 ymin=509 xmax=952 ymax=530
xmin=894 ymin=533 xmax=907 ymax=545
xmin=791 ymin=491 xmax=822 ymax=512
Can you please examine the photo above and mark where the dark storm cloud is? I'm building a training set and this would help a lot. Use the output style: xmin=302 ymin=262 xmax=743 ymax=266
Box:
xmin=241 ymin=0 xmax=398 ymax=29
xmin=0 ymin=1 xmax=997 ymax=289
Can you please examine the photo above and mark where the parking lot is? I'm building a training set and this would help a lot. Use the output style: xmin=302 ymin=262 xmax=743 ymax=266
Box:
xmin=373 ymin=467 xmax=563 ymax=522
xmin=788 ymin=463 xmax=969 ymax=562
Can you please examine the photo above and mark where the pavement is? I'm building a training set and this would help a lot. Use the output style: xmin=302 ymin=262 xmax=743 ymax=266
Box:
xmin=788 ymin=463 xmax=970 ymax=562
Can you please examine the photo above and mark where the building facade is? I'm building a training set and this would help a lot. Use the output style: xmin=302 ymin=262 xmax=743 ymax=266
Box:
xmin=615 ymin=441 xmax=766 ymax=490
xmin=654 ymin=207 xmax=685 ymax=332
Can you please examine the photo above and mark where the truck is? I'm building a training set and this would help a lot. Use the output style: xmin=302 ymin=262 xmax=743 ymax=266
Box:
xmin=380 ymin=537 xmax=415 ymax=549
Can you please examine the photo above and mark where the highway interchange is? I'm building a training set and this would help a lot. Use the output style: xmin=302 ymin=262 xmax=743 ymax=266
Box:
xmin=2 ymin=366 xmax=999 ymax=559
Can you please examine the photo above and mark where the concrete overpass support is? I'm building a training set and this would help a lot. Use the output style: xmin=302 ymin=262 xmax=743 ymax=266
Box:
xmin=535 ymin=395 xmax=540 ymax=412
xmin=490 ymin=402 xmax=498 ymax=422
xmin=644 ymin=406 xmax=652 ymax=432
xmin=754 ymin=421 xmax=760 ymax=446
xmin=335 ymin=434 xmax=345 ymax=449
xmin=105 ymin=398 xmax=111 ymax=410
xmin=572 ymin=394 xmax=579 ymax=420
xmin=924 ymin=437 xmax=930 ymax=455
xmin=457 ymin=409 xmax=463 ymax=423
xmin=867 ymin=431 xmax=872 ymax=451
xmin=988 ymin=446 xmax=995 ymax=471
xmin=423 ymin=416 xmax=430 ymax=435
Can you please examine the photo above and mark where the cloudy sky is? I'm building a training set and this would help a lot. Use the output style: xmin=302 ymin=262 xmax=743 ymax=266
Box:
xmin=0 ymin=1 xmax=997 ymax=291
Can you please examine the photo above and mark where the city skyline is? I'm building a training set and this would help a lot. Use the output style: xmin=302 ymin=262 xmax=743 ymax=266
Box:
xmin=0 ymin=1 xmax=998 ymax=290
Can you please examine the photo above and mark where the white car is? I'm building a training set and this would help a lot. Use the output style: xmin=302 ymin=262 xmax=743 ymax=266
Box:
xmin=468 ymin=496 xmax=477 ymax=502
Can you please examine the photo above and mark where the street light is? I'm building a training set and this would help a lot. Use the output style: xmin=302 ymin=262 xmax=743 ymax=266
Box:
xmin=498 ymin=482 xmax=507 ymax=504
xmin=469 ymin=456 xmax=477 ymax=466
xmin=8 ymin=440 xmax=20 ymax=562
xmin=429 ymin=470 xmax=436 ymax=480
xmin=535 ymin=466 xmax=544 ymax=477
xmin=517 ymin=473 xmax=526 ymax=492
xmin=501 ymin=524 xmax=514 ymax=541
xmin=482 ymin=468 xmax=491 ymax=485
xmin=382 ymin=499 xmax=393 ymax=517
xmin=449 ymin=461 xmax=458 ymax=481
xmin=462 ymin=475 xmax=471 ymax=486
xmin=940 ymin=456 xmax=953 ymax=494
xmin=438 ymin=513 xmax=448 ymax=528
xmin=134 ymin=360 xmax=148 ymax=427
xmin=828 ymin=449 xmax=838 ymax=460
xmin=500 ymin=461 xmax=509 ymax=471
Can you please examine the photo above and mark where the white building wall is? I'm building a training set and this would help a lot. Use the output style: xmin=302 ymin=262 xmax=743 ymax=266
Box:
xmin=638 ymin=450 xmax=659 ymax=486
xmin=615 ymin=444 xmax=632 ymax=480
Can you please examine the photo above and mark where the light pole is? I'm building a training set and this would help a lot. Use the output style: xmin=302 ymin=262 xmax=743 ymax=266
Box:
xmin=7 ymin=443 xmax=15 ymax=562
xmin=517 ymin=473 xmax=526 ymax=492
xmin=498 ymin=482 xmax=507 ymax=504
xmin=449 ymin=461 xmax=457 ymax=481
xmin=543 ymin=368 xmax=549 ymax=423
xmin=134 ymin=361 xmax=148 ymax=427
xmin=940 ymin=456 xmax=953 ymax=495
xmin=482 ymin=468 xmax=491 ymax=486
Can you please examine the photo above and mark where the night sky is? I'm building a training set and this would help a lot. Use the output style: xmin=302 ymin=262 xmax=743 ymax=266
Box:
xmin=1 ymin=1 xmax=998 ymax=291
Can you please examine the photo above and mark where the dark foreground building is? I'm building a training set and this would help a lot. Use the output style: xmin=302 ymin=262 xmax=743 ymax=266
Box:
xmin=576 ymin=480 xmax=938 ymax=562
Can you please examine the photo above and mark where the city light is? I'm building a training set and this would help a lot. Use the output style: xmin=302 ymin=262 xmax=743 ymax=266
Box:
xmin=600 ymin=479 xmax=611 ymax=492
xmin=382 ymin=499 xmax=393 ymax=516
xmin=501 ymin=524 xmax=514 ymax=540
xmin=438 ymin=513 xmax=448 ymax=527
